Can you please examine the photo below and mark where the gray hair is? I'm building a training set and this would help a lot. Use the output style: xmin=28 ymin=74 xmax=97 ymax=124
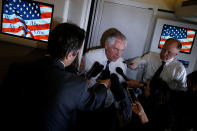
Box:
xmin=104 ymin=28 xmax=127 ymax=46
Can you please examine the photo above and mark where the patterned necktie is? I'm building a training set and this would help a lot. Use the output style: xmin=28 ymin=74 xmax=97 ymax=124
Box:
xmin=153 ymin=61 xmax=165 ymax=79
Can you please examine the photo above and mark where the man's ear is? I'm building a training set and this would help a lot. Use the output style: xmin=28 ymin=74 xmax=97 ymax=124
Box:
xmin=105 ymin=42 xmax=109 ymax=49
xmin=175 ymin=53 xmax=178 ymax=56
xmin=174 ymin=52 xmax=178 ymax=57
xmin=66 ymin=51 xmax=73 ymax=60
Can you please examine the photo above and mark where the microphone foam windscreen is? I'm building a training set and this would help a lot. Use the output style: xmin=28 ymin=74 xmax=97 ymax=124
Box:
xmin=110 ymin=73 xmax=125 ymax=101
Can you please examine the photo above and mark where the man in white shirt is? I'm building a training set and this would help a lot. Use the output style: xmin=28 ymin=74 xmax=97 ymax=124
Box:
xmin=82 ymin=28 xmax=127 ymax=106
xmin=128 ymin=38 xmax=187 ymax=91
xmin=127 ymin=38 xmax=187 ymax=131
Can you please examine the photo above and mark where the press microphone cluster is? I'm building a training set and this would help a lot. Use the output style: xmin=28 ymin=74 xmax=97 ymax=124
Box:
xmin=97 ymin=66 xmax=111 ymax=80
xmin=85 ymin=61 xmax=104 ymax=80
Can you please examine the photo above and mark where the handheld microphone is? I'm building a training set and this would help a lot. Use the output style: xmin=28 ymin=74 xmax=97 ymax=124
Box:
xmin=110 ymin=73 xmax=131 ymax=121
xmin=116 ymin=67 xmax=129 ymax=81
xmin=123 ymin=57 xmax=139 ymax=66
xmin=116 ymin=67 xmax=144 ymax=88
xmin=110 ymin=73 xmax=125 ymax=101
xmin=85 ymin=61 xmax=104 ymax=79
xmin=97 ymin=65 xmax=111 ymax=80
xmin=123 ymin=60 xmax=133 ymax=65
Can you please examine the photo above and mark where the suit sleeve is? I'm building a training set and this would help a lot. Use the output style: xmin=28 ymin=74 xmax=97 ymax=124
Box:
xmin=78 ymin=82 xmax=107 ymax=111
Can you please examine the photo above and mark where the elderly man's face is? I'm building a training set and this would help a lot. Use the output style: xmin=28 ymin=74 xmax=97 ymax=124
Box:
xmin=105 ymin=39 xmax=126 ymax=62
xmin=160 ymin=40 xmax=179 ymax=62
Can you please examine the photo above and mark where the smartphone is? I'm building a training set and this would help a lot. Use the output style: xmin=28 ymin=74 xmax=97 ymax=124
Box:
xmin=127 ymin=88 xmax=138 ymax=104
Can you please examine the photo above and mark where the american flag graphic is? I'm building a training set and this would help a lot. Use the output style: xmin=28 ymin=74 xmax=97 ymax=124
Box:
xmin=2 ymin=0 xmax=53 ymax=42
xmin=159 ymin=24 xmax=197 ymax=53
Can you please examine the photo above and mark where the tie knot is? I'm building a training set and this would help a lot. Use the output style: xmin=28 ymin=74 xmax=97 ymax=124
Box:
xmin=161 ymin=61 xmax=166 ymax=66
xmin=105 ymin=60 xmax=111 ymax=71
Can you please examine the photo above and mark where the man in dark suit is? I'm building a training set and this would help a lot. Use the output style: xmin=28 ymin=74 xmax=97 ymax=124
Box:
xmin=1 ymin=23 xmax=110 ymax=131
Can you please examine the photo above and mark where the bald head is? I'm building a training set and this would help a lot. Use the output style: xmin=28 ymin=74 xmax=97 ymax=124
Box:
xmin=165 ymin=38 xmax=182 ymax=50
xmin=160 ymin=38 xmax=182 ymax=62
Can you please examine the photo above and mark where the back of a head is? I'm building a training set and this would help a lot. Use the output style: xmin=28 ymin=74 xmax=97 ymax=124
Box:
xmin=47 ymin=23 xmax=85 ymax=59
xmin=101 ymin=28 xmax=127 ymax=47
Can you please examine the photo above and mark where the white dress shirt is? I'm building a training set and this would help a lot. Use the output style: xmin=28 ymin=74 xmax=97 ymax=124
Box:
xmin=84 ymin=48 xmax=127 ymax=107
xmin=135 ymin=51 xmax=187 ymax=91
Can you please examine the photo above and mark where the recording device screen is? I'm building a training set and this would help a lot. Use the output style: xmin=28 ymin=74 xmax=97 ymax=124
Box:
xmin=1 ymin=0 xmax=54 ymax=42
xmin=127 ymin=88 xmax=138 ymax=104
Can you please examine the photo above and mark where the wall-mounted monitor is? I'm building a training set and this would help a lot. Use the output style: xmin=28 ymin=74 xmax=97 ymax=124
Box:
xmin=1 ymin=0 xmax=54 ymax=42
xmin=150 ymin=18 xmax=197 ymax=74
xmin=158 ymin=24 xmax=197 ymax=54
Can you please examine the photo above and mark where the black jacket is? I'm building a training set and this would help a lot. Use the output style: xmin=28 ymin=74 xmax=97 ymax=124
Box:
xmin=1 ymin=56 xmax=107 ymax=131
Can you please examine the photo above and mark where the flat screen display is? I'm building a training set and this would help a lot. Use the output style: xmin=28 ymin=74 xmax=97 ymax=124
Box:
xmin=158 ymin=24 xmax=197 ymax=54
xmin=1 ymin=0 xmax=54 ymax=42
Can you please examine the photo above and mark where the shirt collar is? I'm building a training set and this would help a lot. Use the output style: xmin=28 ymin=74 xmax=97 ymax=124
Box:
xmin=45 ymin=56 xmax=65 ymax=70
xmin=160 ymin=57 xmax=174 ymax=65
xmin=59 ymin=59 xmax=66 ymax=68
xmin=44 ymin=54 xmax=66 ymax=68
xmin=103 ymin=49 xmax=108 ymax=62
